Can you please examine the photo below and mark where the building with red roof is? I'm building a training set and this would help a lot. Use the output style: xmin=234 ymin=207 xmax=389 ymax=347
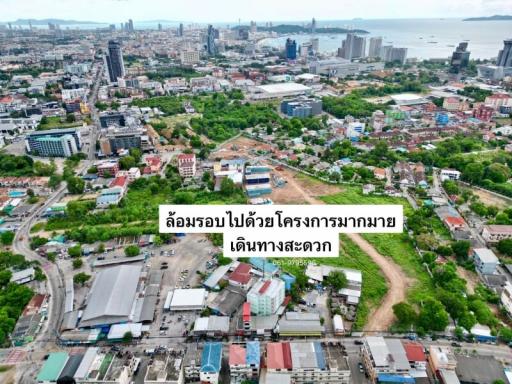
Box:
xmin=444 ymin=216 xmax=466 ymax=231
xmin=266 ymin=342 xmax=292 ymax=370
xmin=228 ymin=263 xmax=252 ymax=289
xmin=144 ymin=155 xmax=162 ymax=174
xmin=403 ymin=342 xmax=427 ymax=371
xmin=109 ymin=175 xmax=128 ymax=190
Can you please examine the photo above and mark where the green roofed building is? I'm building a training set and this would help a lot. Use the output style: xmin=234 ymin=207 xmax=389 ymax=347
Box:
xmin=37 ymin=352 xmax=69 ymax=383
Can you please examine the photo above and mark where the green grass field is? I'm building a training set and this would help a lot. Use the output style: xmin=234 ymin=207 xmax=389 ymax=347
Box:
xmin=320 ymin=185 xmax=414 ymax=216
xmin=38 ymin=116 xmax=81 ymax=130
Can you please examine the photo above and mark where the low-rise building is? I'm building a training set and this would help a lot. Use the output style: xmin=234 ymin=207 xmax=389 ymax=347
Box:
xmin=229 ymin=341 xmax=260 ymax=381
xmin=200 ymin=342 xmax=222 ymax=384
xmin=440 ymin=169 xmax=461 ymax=181
xmin=428 ymin=345 xmax=458 ymax=384
xmin=265 ymin=341 xmax=350 ymax=383
xmin=144 ymin=350 xmax=184 ymax=384
xmin=361 ymin=337 xmax=412 ymax=383
xmin=276 ymin=312 xmax=325 ymax=337
xmin=473 ymin=248 xmax=499 ymax=275
xmin=169 ymin=288 xmax=207 ymax=311
xmin=37 ymin=352 xmax=69 ymax=383
xmin=482 ymin=225 xmax=512 ymax=243
xmin=177 ymin=153 xmax=196 ymax=177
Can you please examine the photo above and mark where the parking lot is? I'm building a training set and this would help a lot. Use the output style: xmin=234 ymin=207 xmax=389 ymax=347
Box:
xmin=146 ymin=234 xmax=217 ymax=341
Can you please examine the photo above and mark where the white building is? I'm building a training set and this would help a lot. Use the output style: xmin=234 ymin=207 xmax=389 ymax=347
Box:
xmin=440 ymin=169 xmax=461 ymax=181
xmin=180 ymin=50 xmax=200 ymax=65
xmin=346 ymin=121 xmax=365 ymax=139
xmin=247 ymin=278 xmax=285 ymax=315
xmin=473 ymin=248 xmax=499 ymax=275
xmin=169 ymin=288 xmax=207 ymax=311
xmin=250 ymin=83 xmax=311 ymax=100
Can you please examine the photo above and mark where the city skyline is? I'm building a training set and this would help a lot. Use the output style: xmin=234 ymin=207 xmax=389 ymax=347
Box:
xmin=1 ymin=0 xmax=512 ymax=23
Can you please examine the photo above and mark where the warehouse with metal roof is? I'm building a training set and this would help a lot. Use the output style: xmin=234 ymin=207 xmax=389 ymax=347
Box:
xmin=79 ymin=265 xmax=142 ymax=328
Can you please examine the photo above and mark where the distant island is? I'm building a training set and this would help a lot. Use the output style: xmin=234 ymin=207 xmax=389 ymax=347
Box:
xmin=463 ymin=15 xmax=512 ymax=21
xmin=254 ymin=24 xmax=368 ymax=34
xmin=7 ymin=18 xmax=103 ymax=25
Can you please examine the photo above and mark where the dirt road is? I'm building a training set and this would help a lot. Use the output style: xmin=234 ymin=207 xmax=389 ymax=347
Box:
xmin=275 ymin=168 xmax=410 ymax=332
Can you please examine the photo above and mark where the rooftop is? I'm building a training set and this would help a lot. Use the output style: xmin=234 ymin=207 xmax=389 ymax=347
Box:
xmin=474 ymin=248 xmax=499 ymax=263
xmin=80 ymin=265 xmax=142 ymax=328
xmin=201 ymin=342 xmax=222 ymax=373
xmin=455 ymin=355 xmax=507 ymax=384
xmin=37 ymin=352 xmax=69 ymax=382
xmin=170 ymin=288 xmax=206 ymax=308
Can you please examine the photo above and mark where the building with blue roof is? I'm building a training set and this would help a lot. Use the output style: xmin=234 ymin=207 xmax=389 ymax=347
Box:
xmin=377 ymin=374 xmax=415 ymax=383
xmin=200 ymin=342 xmax=222 ymax=384
xmin=280 ymin=273 xmax=296 ymax=291
xmin=249 ymin=257 xmax=279 ymax=276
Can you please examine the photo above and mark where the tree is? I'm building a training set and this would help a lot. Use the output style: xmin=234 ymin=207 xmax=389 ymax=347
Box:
xmin=485 ymin=163 xmax=510 ymax=183
xmin=0 ymin=270 xmax=12 ymax=288
xmin=418 ymin=298 xmax=449 ymax=332
xmin=498 ymin=327 xmax=512 ymax=344
xmin=497 ymin=239 xmax=512 ymax=256
xmin=67 ymin=245 xmax=82 ymax=258
xmin=325 ymin=270 xmax=348 ymax=290
xmin=125 ymin=245 xmax=140 ymax=257
xmin=122 ymin=331 xmax=133 ymax=343
xmin=220 ymin=177 xmax=236 ymax=196
xmin=451 ymin=240 xmax=470 ymax=261
xmin=128 ymin=148 xmax=142 ymax=163
xmin=463 ymin=162 xmax=484 ymax=184
xmin=48 ymin=174 xmax=62 ymax=189
xmin=67 ymin=177 xmax=85 ymax=194
xmin=72 ymin=258 xmax=83 ymax=269
xmin=73 ymin=272 xmax=91 ymax=286
xmin=97 ymin=243 xmax=105 ymax=253
xmin=119 ymin=156 xmax=136 ymax=170
xmin=0 ymin=231 xmax=15 ymax=246
xmin=66 ymin=113 xmax=76 ymax=123
xmin=416 ymin=233 xmax=437 ymax=250
xmin=442 ymin=180 xmax=459 ymax=195
xmin=393 ymin=302 xmax=417 ymax=328
xmin=34 ymin=160 xmax=56 ymax=176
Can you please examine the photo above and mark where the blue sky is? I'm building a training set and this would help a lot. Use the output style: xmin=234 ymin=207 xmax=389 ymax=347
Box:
xmin=1 ymin=0 xmax=512 ymax=23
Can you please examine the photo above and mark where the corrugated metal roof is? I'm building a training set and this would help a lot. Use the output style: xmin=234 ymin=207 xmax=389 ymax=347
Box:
xmin=246 ymin=341 xmax=260 ymax=366
xmin=80 ymin=265 xmax=141 ymax=327
xmin=37 ymin=352 xmax=69 ymax=382
xmin=201 ymin=342 xmax=222 ymax=373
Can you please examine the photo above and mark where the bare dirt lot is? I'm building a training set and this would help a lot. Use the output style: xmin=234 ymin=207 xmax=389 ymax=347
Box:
xmin=269 ymin=168 xmax=341 ymax=204
xmin=473 ymin=188 xmax=512 ymax=209
xmin=211 ymin=136 xmax=273 ymax=160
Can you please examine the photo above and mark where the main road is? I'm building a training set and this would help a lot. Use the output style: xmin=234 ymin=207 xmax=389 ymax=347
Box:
xmin=12 ymin=61 xmax=104 ymax=348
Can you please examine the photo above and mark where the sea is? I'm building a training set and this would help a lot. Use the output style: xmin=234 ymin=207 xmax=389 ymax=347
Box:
xmin=258 ymin=18 xmax=512 ymax=60
xmin=6 ymin=18 xmax=512 ymax=60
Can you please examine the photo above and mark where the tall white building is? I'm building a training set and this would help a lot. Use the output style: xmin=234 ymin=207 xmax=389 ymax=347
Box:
xmin=368 ymin=37 xmax=383 ymax=58
xmin=247 ymin=278 xmax=285 ymax=315
xmin=339 ymin=33 xmax=366 ymax=60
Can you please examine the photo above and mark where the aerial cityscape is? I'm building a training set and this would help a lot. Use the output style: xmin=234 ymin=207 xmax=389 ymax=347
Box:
xmin=1 ymin=1 xmax=512 ymax=383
